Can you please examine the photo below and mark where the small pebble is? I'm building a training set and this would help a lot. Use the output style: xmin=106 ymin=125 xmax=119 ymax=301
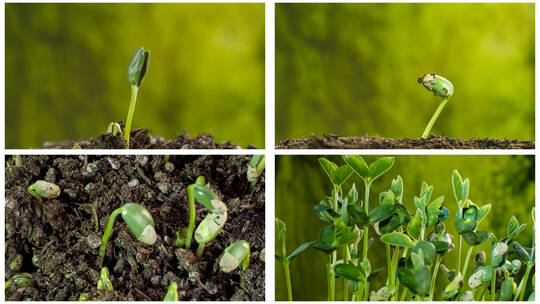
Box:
xmin=259 ymin=248 xmax=265 ymax=262
xmin=164 ymin=162 xmax=175 ymax=173
xmin=108 ymin=158 xmax=120 ymax=170
xmin=136 ymin=155 xmax=148 ymax=166
xmin=128 ymin=179 xmax=139 ymax=188
xmin=86 ymin=233 xmax=101 ymax=249
xmin=157 ymin=182 xmax=170 ymax=194
xmin=86 ymin=163 xmax=98 ymax=173
xmin=5 ymin=197 xmax=15 ymax=209
xmin=181 ymin=144 xmax=191 ymax=149
xmin=84 ymin=183 xmax=95 ymax=194
xmin=151 ymin=275 xmax=161 ymax=286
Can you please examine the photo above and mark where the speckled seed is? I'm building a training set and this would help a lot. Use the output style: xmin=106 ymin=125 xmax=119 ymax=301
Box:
xmin=164 ymin=162 xmax=175 ymax=173
xmin=108 ymin=158 xmax=120 ymax=170
xmin=45 ymin=168 xmax=56 ymax=183
xmin=136 ymin=155 xmax=148 ymax=166
xmin=87 ymin=233 xmax=102 ymax=249
xmin=128 ymin=179 xmax=139 ymax=188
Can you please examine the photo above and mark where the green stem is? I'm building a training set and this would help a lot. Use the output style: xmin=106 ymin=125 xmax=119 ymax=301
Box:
xmin=283 ymin=261 xmax=293 ymax=301
xmin=330 ymin=251 xmax=336 ymax=301
xmin=124 ymin=85 xmax=139 ymax=148
xmin=196 ymin=242 xmax=206 ymax=257
xmin=461 ymin=245 xmax=473 ymax=280
xmin=516 ymin=264 xmax=532 ymax=301
xmin=98 ymin=208 xmax=123 ymax=259
xmin=386 ymin=244 xmax=393 ymax=285
xmin=327 ymin=255 xmax=332 ymax=301
xmin=428 ymin=255 xmax=442 ymax=301
xmin=364 ymin=281 xmax=370 ymax=301
xmin=343 ymin=246 xmax=349 ymax=301
xmin=186 ymin=186 xmax=196 ymax=250
xmin=422 ymin=97 xmax=448 ymax=138
xmin=363 ymin=181 xmax=371 ymax=259
xmin=491 ymin=266 xmax=496 ymax=301
xmin=457 ymin=235 xmax=462 ymax=271
xmin=400 ymin=287 xmax=408 ymax=301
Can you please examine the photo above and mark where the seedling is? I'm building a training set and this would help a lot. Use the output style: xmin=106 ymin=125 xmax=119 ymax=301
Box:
xmin=107 ymin=122 xmax=122 ymax=136
xmin=124 ymin=47 xmax=150 ymax=148
xmin=219 ymin=240 xmax=251 ymax=273
xmin=275 ymin=218 xmax=315 ymax=300
xmin=5 ymin=273 xmax=31 ymax=289
xmin=179 ymin=176 xmax=228 ymax=257
xmin=247 ymin=155 xmax=265 ymax=189
xmin=97 ymin=267 xmax=113 ymax=291
xmin=163 ymin=281 xmax=179 ymax=301
xmin=98 ymin=203 xmax=157 ymax=259
xmin=418 ymin=73 xmax=454 ymax=138
xmin=276 ymin=157 xmax=535 ymax=301
xmin=28 ymin=180 xmax=60 ymax=203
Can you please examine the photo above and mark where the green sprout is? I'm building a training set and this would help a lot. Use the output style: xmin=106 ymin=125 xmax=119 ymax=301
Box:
xmin=275 ymin=218 xmax=315 ymax=300
xmin=163 ymin=281 xmax=179 ymax=301
xmin=179 ymin=176 xmax=227 ymax=257
xmin=418 ymin=73 xmax=454 ymax=138
xmin=124 ymin=47 xmax=150 ymax=148
xmin=107 ymin=122 xmax=122 ymax=136
xmin=28 ymin=180 xmax=60 ymax=203
xmin=98 ymin=203 xmax=157 ymax=259
xmin=97 ymin=267 xmax=113 ymax=291
xmin=5 ymin=273 xmax=31 ymax=289
xmin=219 ymin=240 xmax=251 ymax=273
xmin=247 ymin=155 xmax=265 ymax=189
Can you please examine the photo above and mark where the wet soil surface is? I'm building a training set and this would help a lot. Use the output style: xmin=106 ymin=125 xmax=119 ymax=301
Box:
xmin=276 ymin=134 xmax=535 ymax=149
xmin=42 ymin=122 xmax=257 ymax=149
xmin=5 ymin=155 xmax=265 ymax=301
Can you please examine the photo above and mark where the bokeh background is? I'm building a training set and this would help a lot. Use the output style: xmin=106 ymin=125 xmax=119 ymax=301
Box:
xmin=6 ymin=3 xmax=264 ymax=148
xmin=276 ymin=3 xmax=534 ymax=143
xmin=275 ymin=155 xmax=535 ymax=300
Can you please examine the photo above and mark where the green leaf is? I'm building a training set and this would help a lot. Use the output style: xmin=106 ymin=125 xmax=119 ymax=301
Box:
xmin=455 ymin=206 xmax=478 ymax=234
xmin=500 ymin=278 xmax=516 ymax=301
xmin=432 ymin=241 xmax=453 ymax=253
xmin=391 ymin=176 xmax=403 ymax=202
xmin=442 ymin=272 xmax=463 ymax=300
xmin=507 ymin=216 xmax=526 ymax=241
xmin=334 ymin=223 xmax=357 ymax=246
xmin=396 ymin=264 xmax=431 ymax=295
xmin=512 ymin=242 xmax=530 ymax=261
xmin=287 ymin=241 xmax=316 ymax=261
xmin=477 ymin=204 xmax=491 ymax=224
xmin=360 ymin=257 xmax=372 ymax=277
xmin=462 ymin=231 xmax=489 ymax=246
xmin=369 ymin=157 xmax=395 ymax=181
xmin=318 ymin=158 xmax=353 ymax=186
xmin=412 ymin=241 xmax=436 ymax=265
xmin=342 ymin=155 xmax=369 ymax=180
xmin=314 ymin=202 xmax=336 ymax=222
xmin=319 ymin=158 xmax=338 ymax=180
xmin=369 ymin=204 xmax=395 ymax=224
xmin=452 ymin=169 xmax=469 ymax=206
xmin=407 ymin=210 xmax=423 ymax=240
xmin=491 ymin=242 xmax=508 ymax=267
xmin=347 ymin=184 xmax=359 ymax=203
xmin=319 ymin=225 xmax=334 ymax=246
xmin=380 ymin=232 xmax=414 ymax=248
xmin=347 ymin=203 xmax=369 ymax=226
xmin=334 ymin=263 xmax=367 ymax=282
xmin=275 ymin=218 xmax=286 ymax=243
xmin=379 ymin=191 xmax=395 ymax=206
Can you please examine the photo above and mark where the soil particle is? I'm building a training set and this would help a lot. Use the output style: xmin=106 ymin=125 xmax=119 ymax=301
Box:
xmin=41 ymin=122 xmax=258 ymax=149
xmin=276 ymin=134 xmax=535 ymax=149
xmin=6 ymin=155 xmax=265 ymax=301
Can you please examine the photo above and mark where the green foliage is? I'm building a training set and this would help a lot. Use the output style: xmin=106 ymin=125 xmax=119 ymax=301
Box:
xmin=276 ymin=3 xmax=534 ymax=142
xmin=6 ymin=3 xmax=264 ymax=148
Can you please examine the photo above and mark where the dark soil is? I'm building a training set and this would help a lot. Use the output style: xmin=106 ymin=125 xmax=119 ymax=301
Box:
xmin=42 ymin=122 xmax=258 ymax=149
xmin=5 ymin=155 xmax=265 ymax=301
xmin=276 ymin=134 xmax=535 ymax=149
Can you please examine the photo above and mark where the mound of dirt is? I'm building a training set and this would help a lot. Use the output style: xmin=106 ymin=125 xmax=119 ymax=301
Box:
xmin=41 ymin=122 xmax=258 ymax=149
xmin=276 ymin=134 xmax=535 ymax=149
xmin=5 ymin=155 xmax=265 ymax=301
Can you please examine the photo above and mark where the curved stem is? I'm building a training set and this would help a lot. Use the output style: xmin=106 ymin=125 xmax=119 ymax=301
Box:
xmin=386 ymin=244 xmax=393 ymax=285
xmin=196 ymin=242 xmax=206 ymax=257
xmin=491 ymin=266 xmax=496 ymax=301
xmin=343 ymin=246 xmax=349 ymax=300
xmin=457 ymin=235 xmax=462 ymax=271
xmin=124 ymin=85 xmax=139 ymax=148
xmin=186 ymin=185 xmax=196 ymax=250
xmin=516 ymin=264 xmax=532 ymax=301
xmin=422 ymin=98 xmax=448 ymax=138
xmin=98 ymin=208 xmax=123 ymax=259
xmin=461 ymin=245 xmax=473 ymax=280
xmin=327 ymin=255 xmax=332 ymax=301
xmin=428 ymin=255 xmax=442 ymax=300
xmin=283 ymin=261 xmax=293 ymax=301
xmin=330 ymin=251 xmax=336 ymax=301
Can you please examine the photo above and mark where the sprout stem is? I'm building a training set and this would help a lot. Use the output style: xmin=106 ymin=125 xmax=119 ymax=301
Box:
xmin=283 ymin=261 xmax=293 ymax=301
xmin=185 ymin=177 xmax=205 ymax=250
xmin=327 ymin=255 xmax=332 ymax=301
xmin=516 ymin=263 xmax=532 ymax=301
xmin=196 ymin=243 xmax=206 ymax=257
xmin=428 ymin=255 xmax=442 ymax=300
xmin=461 ymin=245 xmax=473 ymax=280
xmin=343 ymin=246 xmax=349 ymax=300
xmin=491 ymin=266 xmax=497 ymax=300
xmin=124 ymin=85 xmax=139 ymax=148
xmin=422 ymin=98 xmax=448 ymax=138
xmin=98 ymin=208 xmax=123 ymax=259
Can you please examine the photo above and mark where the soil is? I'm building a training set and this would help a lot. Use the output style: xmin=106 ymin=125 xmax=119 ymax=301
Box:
xmin=276 ymin=134 xmax=535 ymax=149
xmin=42 ymin=122 xmax=258 ymax=149
xmin=5 ymin=155 xmax=265 ymax=301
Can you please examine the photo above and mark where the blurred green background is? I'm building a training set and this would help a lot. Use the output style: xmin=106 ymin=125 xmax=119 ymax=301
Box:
xmin=6 ymin=3 xmax=264 ymax=148
xmin=276 ymin=3 xmax=534 ymax=142
xmin=275 ymin=155 xmax=535 ymax=300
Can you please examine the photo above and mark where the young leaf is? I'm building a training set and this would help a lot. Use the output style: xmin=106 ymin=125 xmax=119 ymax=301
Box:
xmin=396 ymin=264 xmax=431 ymax=295
xmin=347 ymin=184 xmax=359 ymax=203
xmin=442 ymin=273 xmax=463 ymax=300
xmin=391 ymin=176 xmax=403 ymax=202
xmin=368 ymin=157 xmax=395 ymax=181
xmin=507 ymin=216 xmax=526 ymax=241
xmin=275 ymin=218 xmax=286 ymax=243
xmin=342 ymin=155 xmax=369 ymax=180
xmin=334 ymin=223 xmax=358 ymax=246
xmin=334 ymin=263 xmax=367 ymax=282
xmin=452 ymin=169 xmax=469 ymax=205
xmin=412 ymin=241 xmax=436 ymax=266
xmin=462 ymin=231 xmax=489 ymax=246
xmin=347 ymin=203 xmax=369 ymax=226
xmin=314 ymin=202 xmax=336 ymax=222
xmin=287 ymin=241 xmax=316 ymax=261
xmin=319 ymin=158 xmax=338 ymax=181
xmin=369 ymin=204 xmax=395 ymax=224
xmin=318 ymin=158 xmax=353 ymax=186
xmin=380 ymin=232 xmax=414 ymax=248
xmin=477 ymin=204 xmax=491 ymax=224
xmin=407 ymin=210 xmax=423 ymax=240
